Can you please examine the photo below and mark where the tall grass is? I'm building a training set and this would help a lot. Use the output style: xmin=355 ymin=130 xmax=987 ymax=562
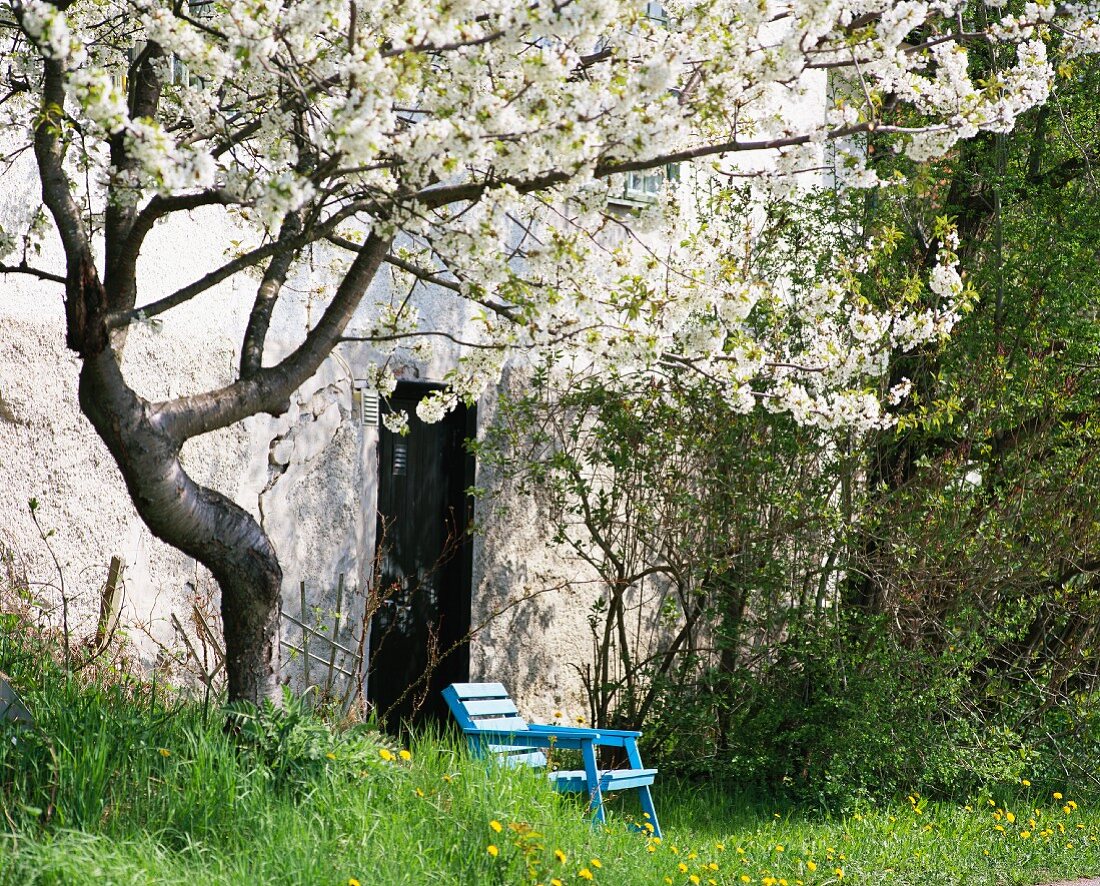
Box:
xmin=2 ymin=617 xmax=1100 ymax=884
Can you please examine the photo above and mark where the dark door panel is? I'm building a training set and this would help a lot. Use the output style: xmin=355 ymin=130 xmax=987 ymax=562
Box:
xmin=368 ymin=382 xmax=474 ymax=728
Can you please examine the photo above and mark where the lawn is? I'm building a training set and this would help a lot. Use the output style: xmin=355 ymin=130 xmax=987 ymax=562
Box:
xmin=1 ymin=628 xmax=1099 ymax=884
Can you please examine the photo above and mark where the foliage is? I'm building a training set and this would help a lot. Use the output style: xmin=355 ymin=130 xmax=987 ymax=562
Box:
xmin=479 ymin=52 xmax=1100 ymax=807
xmin=224 ymin=686 xmax=391 ymax=790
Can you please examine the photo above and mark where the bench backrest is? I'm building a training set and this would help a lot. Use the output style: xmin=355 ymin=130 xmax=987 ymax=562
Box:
xmin=442 ymin=682 xmax=548 ymax=768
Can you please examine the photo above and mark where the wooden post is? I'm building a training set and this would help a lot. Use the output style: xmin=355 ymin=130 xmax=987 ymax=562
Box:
xmin=300 ymin=580 xmax=310 ymax=690
xmin=327 ymin=573 xmax=344 ymax=695
xmin=94 ymin=556 xmax=123 ymax=650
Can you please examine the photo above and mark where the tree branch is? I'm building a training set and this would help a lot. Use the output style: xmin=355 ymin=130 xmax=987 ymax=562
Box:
xmin=415 ymin=121 xmax=922 ymax=209
xmin=106 ymin=201 xmax=373 ymax=330
xmin=0 ymin=261 xmax=66 ymax=284
xmin=104 ymin=40 xmax=165 ymax=315
xmin=240 ymin=209 xmax=303 ymax=378
xmin=159 ymin=232 xmax=393 ymax=440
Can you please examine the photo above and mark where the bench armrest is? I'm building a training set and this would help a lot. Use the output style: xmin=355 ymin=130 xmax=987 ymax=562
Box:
xmin=527 ymin=724 xmax=605 ymax=737
xmin=587 ymin=727 xmax=642 ymax=738
xmin=464 ymin=727 xmax=599 ymax=751
xmin=530 ymin=723 xmax=642 ymax=748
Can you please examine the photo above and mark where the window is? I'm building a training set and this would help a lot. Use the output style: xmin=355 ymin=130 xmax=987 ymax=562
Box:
xmin=613 ymin=162 xmax=681 ymax=206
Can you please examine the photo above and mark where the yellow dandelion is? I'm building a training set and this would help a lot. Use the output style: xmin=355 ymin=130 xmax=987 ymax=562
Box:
xmin=1054 ymin=792 xmax=1064 ymax=800
xmin=574 ymin=715 xmax=585 ymax=724
xmin=555 ymin=849 xmax=567 ymax=864
xmin=442 ymin=774 xmax=452 ymax=782
xmin=1022 ymin=779 xmax=1031 ymax=787
xmin=158 ymin=748 xmax=171 ymax=758
xmin=1005 ymin=812 xmax=1015 ymax=823
xmin=415 ymin=788 xmax=424 ymax=797
xmin=740 ymin=877 xmax=751 ymax=884
xmin=589 ymin=859 xmax=602 ymax=869
xmin=775 ymin=845 xmax=784 ymax=852
xmin=489 ymin=820 xmax=503 ymax=833
xmin=379 ymin=748 xmax=395 ymax=762
xmin=835 ymin=868 xmax=844 ymax=880
xmin=1020 ymin=831 xmax=1031 ymax=839
xmin=1065 ymin=805 xmax=1074 ymax=815
xmin=552 ymin=880 xmax=564 ymax=886
xmin=578 ymin=868 xmax=594 ymax=880
xmin=349 ymin=880 xmax=361 ymax=886
xmin=664 ymin=879 xmax=672 ymax=886
xmin=708 ymin=862 xmax=719 ymax=870
xmin=716 ymin=843 xmax=725 ymax=851
xmin=646 ymin=845 xmax=656 ymax=854
xmin=553 ymin=711 xmax=563 ymax=718
xmin=689 ymin=876 xmax=700 ymax=885
xmin=399 ymin=749 xmax=412 ymax=761
xmin=487 ymin=845 xmax=498 ymax=857
xmin=806 ymin=861 xmax=817 ymax=872
xmin=325 ymin=752 xmax=336 ymax=760
xmin=678 ymin=863 xmax=689 ymax=873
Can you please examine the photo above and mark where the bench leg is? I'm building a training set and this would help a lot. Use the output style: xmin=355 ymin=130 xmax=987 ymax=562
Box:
xmin=638 ymin=785 xmax=661 ymax=839
xmin=587 ymin=787 xmax=606 ymax=828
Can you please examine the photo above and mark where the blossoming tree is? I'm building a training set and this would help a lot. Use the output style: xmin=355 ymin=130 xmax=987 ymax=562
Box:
xmin=1 ymin=0 xmax=1096 ymax=703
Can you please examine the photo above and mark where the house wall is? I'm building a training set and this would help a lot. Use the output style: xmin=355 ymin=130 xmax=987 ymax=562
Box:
xmin=0 ymin=183 xmax=603 ymax=718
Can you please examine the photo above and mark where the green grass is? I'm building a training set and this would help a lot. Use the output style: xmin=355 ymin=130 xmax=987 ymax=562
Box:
xmin=1 ymin=626 xmax=1100 ymax=884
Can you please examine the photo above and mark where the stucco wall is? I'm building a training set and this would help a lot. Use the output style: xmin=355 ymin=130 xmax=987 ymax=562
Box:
xmin=0 ymin=188 xmax=604 ymax=718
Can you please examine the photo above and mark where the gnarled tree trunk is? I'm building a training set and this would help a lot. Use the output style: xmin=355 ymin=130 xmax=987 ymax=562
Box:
xmin=79 ymin=349 xmax=283 ymax=703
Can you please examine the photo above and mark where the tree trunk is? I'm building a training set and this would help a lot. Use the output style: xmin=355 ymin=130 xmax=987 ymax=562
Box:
xmin=79 ymin=350 xmax=282 ymax=704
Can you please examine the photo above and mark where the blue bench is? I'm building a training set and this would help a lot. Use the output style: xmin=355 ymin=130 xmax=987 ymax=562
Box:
xmin=442 ymin=682 xmax=660 ymax=837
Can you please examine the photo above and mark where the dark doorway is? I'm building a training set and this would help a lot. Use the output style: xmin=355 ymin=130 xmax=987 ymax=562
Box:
xmin=367 ymin=382 xmax=475 ymax=729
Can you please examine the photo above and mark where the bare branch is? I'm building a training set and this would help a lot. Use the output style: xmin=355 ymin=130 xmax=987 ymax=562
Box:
xmin=0 ymin=261 xmax=66 ymax=285
xmin=107 ymin=201 xmax=373 ymax=330
xmin=159 ymin=232 xmax=393 ymax=440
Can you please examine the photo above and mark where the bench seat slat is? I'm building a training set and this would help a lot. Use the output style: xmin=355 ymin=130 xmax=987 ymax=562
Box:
xmin=447 ymin=682 xmax=509 ymax=700
xmin=467 ymin=715 xmax=529 ymax=732
xmin=550 ymin=768 xmax=658 ymax=793
xmin=463 ymin=698 xmax=521 ymax=718
xmin=499 ymin=751 xmax=548 ymax=768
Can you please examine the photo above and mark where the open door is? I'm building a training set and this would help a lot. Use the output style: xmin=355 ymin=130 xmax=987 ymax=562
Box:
xmin=367 ymin=382 xmax=475 ymax=728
